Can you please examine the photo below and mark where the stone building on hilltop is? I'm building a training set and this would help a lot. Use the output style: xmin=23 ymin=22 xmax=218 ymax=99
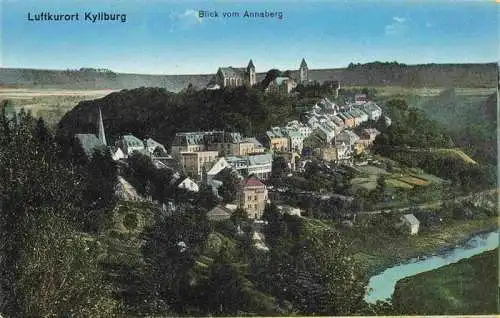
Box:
xmin=214 ymin=59 xmax=257 ymax=88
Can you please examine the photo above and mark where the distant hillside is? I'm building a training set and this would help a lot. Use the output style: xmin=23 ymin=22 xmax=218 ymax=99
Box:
xmin=1 ymin=62 xmax=497 ymax=92
xmin=0 ymin=68 xmax=214 ymax=92
xmin=381 ymin=88 xmax=497 ymax=164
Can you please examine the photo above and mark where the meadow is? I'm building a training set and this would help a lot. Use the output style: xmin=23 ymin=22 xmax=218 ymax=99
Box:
xmin=0 ymin=88 xmax=115 ymax=127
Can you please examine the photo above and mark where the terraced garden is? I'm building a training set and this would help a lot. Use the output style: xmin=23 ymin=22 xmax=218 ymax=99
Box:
xmin=351 ymin=163 xmax=445 ymax=192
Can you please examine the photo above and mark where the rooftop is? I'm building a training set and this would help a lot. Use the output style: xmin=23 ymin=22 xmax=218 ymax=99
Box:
xmin=122 ymin=134 xmax=145 ymax=147
xmin=242 ymin=175 xmax=266 ymax=187
xmin=218 ymin=66 xmax=247 ymax=78
xmin=75 ymin=133 xmax=105 ymax=157
xmin=242 ymin=137 xmax=263 ymax=147
xmin=207 ymin=204 xmax=232 ymax=221
xmin=248 ymin=153 xmax=273 ymax=165
xmin=402 ymin=213 xmax=420 ymax=226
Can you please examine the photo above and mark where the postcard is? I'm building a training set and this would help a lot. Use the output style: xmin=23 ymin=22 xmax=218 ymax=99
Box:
xmin=0 ymin=0 xmax=498 ymax=317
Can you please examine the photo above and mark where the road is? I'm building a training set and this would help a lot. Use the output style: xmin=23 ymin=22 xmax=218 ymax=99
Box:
xmin=359 ymin=188 xmax=498 ymax=215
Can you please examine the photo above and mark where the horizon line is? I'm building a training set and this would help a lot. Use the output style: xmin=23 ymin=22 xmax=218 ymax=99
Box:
xmin=0 ymin=61 xmax=497 ymax=76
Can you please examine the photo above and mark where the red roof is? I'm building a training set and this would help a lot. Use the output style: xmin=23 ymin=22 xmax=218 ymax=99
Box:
xmin=242 ymin=175 xmax=265 ymax=187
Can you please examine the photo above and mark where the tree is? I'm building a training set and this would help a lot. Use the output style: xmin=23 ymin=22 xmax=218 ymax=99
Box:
xmin=0 ymin=111 xmax=120 ymax=316
xmin=263 ymin=227 xmax=368 ymax=315
xmin=195 ymin=185 xmax=219 ymax=210
xmin=271 ymin=156 xmax=290 ymax=181
xmin=15 ymin=213 xmax=120 ymax=317
xmin=375 ymin=175 xmax=387 ymax=202
xmin=81 ymin=148 xmax=118 ymax=232
xmin=262 ymin=203 xmax=286 ymax=246
xmin=230 ymin=207 xmax=248 ymax=224
xmin=141 ymin=209 xmax=211 ymax=314
xmin=216 ymin=168 xmax=239 ymax=203
xmin=124 ymin=152 xmax=157 ymax=196
xmin=198 ymin=248 xmax=249 ymax=315
xmin=260 ymin=69 xmax=282 ymax=89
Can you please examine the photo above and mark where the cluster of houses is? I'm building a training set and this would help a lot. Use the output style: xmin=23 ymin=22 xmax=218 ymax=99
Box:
xmin=74 ymin=88 xmax=391 ymax=225
xmin=265 ymin=94 xmax=388 ymax=165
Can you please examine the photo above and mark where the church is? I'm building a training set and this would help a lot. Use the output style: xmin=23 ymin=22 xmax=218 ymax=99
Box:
xmin=213 ymin=59 xmax=257 ymax=88
xmin=210 ymin=58 xmax=310 ymax=89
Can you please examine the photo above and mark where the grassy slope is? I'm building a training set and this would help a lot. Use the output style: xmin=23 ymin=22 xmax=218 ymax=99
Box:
xmin=392 ymin=248 xmax=499 ymax=315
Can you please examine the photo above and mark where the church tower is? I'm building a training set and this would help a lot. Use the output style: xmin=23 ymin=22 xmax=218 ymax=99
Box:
xmin=299 ymin=58 xmax=309 ymax=83
xmin=97 ymin=106 xmax=107 ymax=146
xmin=247 ymin=59 xmax=256 ymax=87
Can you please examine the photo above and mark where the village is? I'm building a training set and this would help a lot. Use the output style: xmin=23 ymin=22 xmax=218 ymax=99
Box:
xmin=1 ymin=57 xmax=497 ymax=316
xmin=72 ymin=58 xmax=438 ymax=255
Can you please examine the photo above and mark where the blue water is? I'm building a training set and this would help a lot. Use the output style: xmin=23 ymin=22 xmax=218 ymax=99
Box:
xmin=364 ymin=230 xmax=499 ymax=303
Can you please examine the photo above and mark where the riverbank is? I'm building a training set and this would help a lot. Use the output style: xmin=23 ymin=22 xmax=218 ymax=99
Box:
xmin=344 ymin=216 xmax=498 ymax=277
xmin=364 ymin=230 xmax=499 ymax=303
xmin=392 ymin=248 xmax=498 ymax=315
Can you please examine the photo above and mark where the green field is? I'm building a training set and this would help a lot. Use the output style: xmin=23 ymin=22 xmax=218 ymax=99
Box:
xmin=392 ymin=248 xmax=499 ymax=315
xmin=386 ymin=178 xmax=413 ymax=189
xmin=436 ymin=148 xmax=477 ymax=164
xmin=0 ymin=89 xmax=114 ymax=127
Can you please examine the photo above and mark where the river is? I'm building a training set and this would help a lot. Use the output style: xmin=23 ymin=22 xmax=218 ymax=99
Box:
xmin=364 ymin=230 xmax=499 ymax=303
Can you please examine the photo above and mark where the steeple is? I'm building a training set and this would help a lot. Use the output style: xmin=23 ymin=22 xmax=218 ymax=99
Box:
xmin=300 ymin=58 xmax=308 ymax=68
xmin=299 ymin=58 xmax=309 ymax=83
xmin=97 ymin=106 xmax=107 ymax=146
xmin=247 ymin=59 xmax=255 ymax=70
xmin=247 ymin=59 xmax=256 ymax=87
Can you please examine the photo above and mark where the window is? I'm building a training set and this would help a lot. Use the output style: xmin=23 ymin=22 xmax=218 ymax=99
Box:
xmin=254 ymin=195 xmax=257 ymax=201
xmin=254 ymin=204 xmax=257 ymax=209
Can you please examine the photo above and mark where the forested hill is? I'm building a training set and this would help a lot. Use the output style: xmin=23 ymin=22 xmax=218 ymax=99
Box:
xmin=57 ymin=86 xmax=302 ymax=149
xmin=2 ymin=62 xmax=497 ymax=91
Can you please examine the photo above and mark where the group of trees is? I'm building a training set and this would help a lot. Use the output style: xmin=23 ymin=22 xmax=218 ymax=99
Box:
xmin=254 ymin=204 xmax=371 ymax=315
xmin=57 ymin=86 xmax=304 ymax=150
xmin=372 ymin=99 xmax=495 ymax=192
xmin=373 ymin=99 xmax=454 ymax=150
xmin=347 ymin=61 xmax=408 ymax=69
xmin=0 ymin=105 xmax=120 ymax=316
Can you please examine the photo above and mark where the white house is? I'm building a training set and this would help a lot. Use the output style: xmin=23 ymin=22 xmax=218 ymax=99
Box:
xmin=361 ymin=102 xmax=383 ymax=121
xmin=401 ymin=213 xmax=420 ymax=235
xmin=277 ymin=205 xmax=303 ymax=217
xmin=112 ymin=147 xmax=126 ymax=161
xmin=115 ymin=176 xmax=142 ymax=201
xmin=285 ymin=130 xmax=304 ymax=153
xmin=247 ymin=153 xmax=273 ymax=180
xmin=225 ymin=153 xmax=273 ymax=180
xmin=205 ymin=157 xmax=231 ymax=184
xmin=177 ymin=177 xmax=200 ymax=193
xmin=285 ymin=120 xmax=313 ymax=139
